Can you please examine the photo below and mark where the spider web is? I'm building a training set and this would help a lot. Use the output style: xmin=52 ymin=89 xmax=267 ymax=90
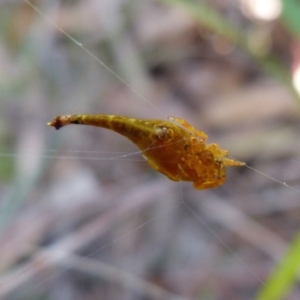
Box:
xmin=0 ymin=1 xmax=300 ymax=299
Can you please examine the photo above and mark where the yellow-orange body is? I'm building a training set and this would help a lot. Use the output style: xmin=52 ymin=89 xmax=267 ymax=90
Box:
xmin=48 ymin=115 xmax=244 ymax=189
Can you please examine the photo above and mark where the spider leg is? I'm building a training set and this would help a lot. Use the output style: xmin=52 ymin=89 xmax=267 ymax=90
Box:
xmin=207 ymin=143 xmax=229 ymax=156
xmin=193 ymin=177 xmax=226 ymax=190
xmin=191 ymin=136 xmax=206 ymax=152
xmin=207 ymin=143 xmax=245 ymax=167
xmin=222 ymin=157 xmax=245 ymax=167
xmin=168 ymin=116 xmax=208 ymax=141
xmin=193 ymin=161 xmax=226 ymax=190
xmin=178 ymin=162 xmax=192 ymax=179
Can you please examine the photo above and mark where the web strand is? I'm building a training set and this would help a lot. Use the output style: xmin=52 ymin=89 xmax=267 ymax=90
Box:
xmin=245 ymin=164 xmax=300 ymax=194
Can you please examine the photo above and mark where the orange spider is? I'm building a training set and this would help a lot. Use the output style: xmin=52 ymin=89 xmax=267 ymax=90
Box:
xmin=48 ymin=115 xmax=245 ymax=189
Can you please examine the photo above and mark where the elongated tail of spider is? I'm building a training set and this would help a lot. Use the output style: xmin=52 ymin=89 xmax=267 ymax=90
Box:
xmin=48 ymin=114 xmax=141 ymax=132
xmin=47 ymin=114 xmax=162 ymax=148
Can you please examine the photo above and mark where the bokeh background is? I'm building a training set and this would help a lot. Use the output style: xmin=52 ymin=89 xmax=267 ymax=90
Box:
xmin=1 ymin=0 xmax=300 ymax=299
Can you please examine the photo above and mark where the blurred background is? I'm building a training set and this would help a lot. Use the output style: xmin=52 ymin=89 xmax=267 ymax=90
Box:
xmin=1 ymin=0 xmax=300 ymax=299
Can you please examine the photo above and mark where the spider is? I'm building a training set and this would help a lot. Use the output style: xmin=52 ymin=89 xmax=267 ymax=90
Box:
xmin=48 ymin=114 xmax=245 ymax=189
